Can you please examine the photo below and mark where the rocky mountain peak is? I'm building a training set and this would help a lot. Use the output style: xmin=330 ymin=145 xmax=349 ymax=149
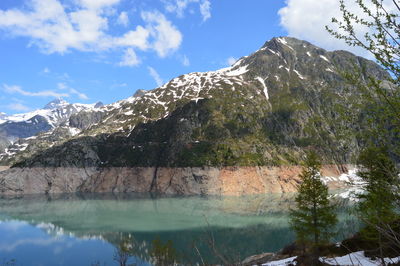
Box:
xmin=133 ymin=89 xmax=147 ymax=98
xmin=260 ymin=37 xmax=317 ymax=53
xmin=43 ymin=98 xmax=69 ymax=110
xmin=94 ymin=102 xmax=104 ymax=108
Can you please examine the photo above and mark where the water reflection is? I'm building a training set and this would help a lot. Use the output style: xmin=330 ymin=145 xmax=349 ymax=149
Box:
xmin=0 ymin=193 xmax=357 ymax=265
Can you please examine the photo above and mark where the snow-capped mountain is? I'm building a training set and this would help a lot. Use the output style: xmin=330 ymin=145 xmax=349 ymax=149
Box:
xmin=1 ymin=37 xmax=390 ymax=167
xmin=0 ymin=99 xmax=103 ymax=147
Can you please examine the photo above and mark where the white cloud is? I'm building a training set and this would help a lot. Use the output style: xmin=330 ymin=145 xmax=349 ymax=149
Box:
xmin=148 ymin=67 xmax=163 ymax=87
xmin=0 ymin=0 xmax=183 ymax=62
xmin=41 ymin=69 xmax=72 ymax=82
xmin=57 ymin=82 xmax=67 ymax=90
xmin=7 ymin=103 xmax=30 ymax=111
xmin=119 ymin=48 xmax=140 ymax=66
xmin=182 ymin=55 xmax=190 ymax=66
xmin=2 ymin=83 xmax=88 ymax=101
xmin=278 ymin=0 xmax=398 ymax=57
xmin=69 ymin=88 xmax=89 ymax=100
xmin=3 ymin=84 xmax=69 ymax=98
xmin=163 ymin=0 xmax=211 ymax=21
xmin=227 ymin=56 xmax=236 ymax=66
xmin=57 ymin=82 xmax=89 ymax=100
xmin=76 ymin=0 xmax=121 ymax=10
xmin=199 ymin=0 xmax=211 ymax=22
xmin=117 ymin=11 xmax=129 ymax=26
xmin=142 ymin=11 xmax=183 ymax=58
xmin=0 ymin=0 xmax=110 ymax=54
xmin=115 ymin=26 xmax=150 ymax=50
xmin=111 ymin=83 xmax=128 ymax=88
xmin=163 ymin=0 xmax=197 ymax=18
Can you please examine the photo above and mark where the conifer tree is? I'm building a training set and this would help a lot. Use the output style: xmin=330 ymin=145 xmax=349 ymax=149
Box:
xmin=290 ymin=152 xmax=338 ymax=259
xmin=356 ymin=146 xmax=399 ymax=264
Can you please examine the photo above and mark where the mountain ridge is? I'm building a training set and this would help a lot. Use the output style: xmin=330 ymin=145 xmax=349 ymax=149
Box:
xmin=2 ymin=36 xmax=388 ymax=168
xmin=0 ymin=36 xmax=387 ymax=195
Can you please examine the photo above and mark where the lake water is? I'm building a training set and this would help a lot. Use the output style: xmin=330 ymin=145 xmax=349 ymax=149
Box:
xmin=0 ymin=193 xmax=357 ymax=265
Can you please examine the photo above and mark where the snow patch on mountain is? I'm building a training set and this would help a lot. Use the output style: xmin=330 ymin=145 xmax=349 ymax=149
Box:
xmin=320 ymin=55 xmax=330 ymax=62
xmin=276 ymin=37 xmax=294 ymax=51
xmin=267 ymin=48 xmax=280 ymax=57
xmin=255 ymin=77 xmax=269 ymax=100
xmin=293 ymin=69 xmax=305 ymax=79
xmin=68 ymin=127 xmax=81 ymax=136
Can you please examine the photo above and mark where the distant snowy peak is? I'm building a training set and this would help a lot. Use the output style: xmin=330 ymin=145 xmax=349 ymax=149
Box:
xmin=260 ymin=36 xmax=314 ymax=50
xmin=94 ymin=102 xmax=104 ymax=108
xmin=0 ymin=100 xmax=102 ymax=127
xmin=43 ymin=98 xmax=69 ymax=109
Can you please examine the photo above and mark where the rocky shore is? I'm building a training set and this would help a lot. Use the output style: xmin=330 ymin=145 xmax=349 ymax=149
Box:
xmin=0 ymin=165 xmax=352 ymax=195
xmin=0 ymin=166 xmax=9 ymax=172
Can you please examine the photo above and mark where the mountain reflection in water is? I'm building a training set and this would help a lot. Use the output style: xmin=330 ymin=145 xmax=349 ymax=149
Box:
xmin=0 ymin=193 xmax=358 ymax=265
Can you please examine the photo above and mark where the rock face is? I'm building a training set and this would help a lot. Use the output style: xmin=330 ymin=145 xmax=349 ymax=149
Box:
xmin=0 ymin=165 xmax=350 ymax=195
xmin=0 ymin=166 xmax=9 ymax=172
xmin=0 ymin=136 xmax=10 ymax=153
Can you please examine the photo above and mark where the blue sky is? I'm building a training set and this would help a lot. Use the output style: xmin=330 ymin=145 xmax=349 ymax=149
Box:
xmin=0 ymin=0 xmax=375 ymax=114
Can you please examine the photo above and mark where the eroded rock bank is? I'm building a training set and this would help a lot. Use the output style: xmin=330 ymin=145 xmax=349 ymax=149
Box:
xmin=0 ymin=166 xmax=9 ymax=172
xmin=0 ymin=165 xmax=352 ymax=195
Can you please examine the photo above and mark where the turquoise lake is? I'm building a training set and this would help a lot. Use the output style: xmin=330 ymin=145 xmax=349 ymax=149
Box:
xmin=0 ymin=193 xmax=357 ymax=265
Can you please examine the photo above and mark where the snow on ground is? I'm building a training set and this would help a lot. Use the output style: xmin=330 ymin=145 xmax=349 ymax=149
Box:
xmin=322 ymin=251 xmax=400 ymax=266
xmin=268 ymin=48 xmax=281 ymax=57
xmin=262 ymin=256 xmax=297 ymax=265
xmin=337 ymin=169 xmax=364 ymax=184
xmin=255 ymin=77 xmax=269 ymax=100
xmin=332 ymin=169 xmax=366 ymax=201
xmin=319 ymin=168 xmax=367 ymax=201
xmin=293 ymin=69 xmax=305 ymax=80
xmin=322 ymin=168 xmax=364 ymax=187
xmin=320 ymin=55 xmax=330 ymax=63
xmin=68 ymin=127 xmax=81 ymax=136
xmin=261 ymin=252 xmax=400 ymax=266
xmin=220 ymin=64 xmax=249 ymax=77
xmin=276 ymin=37 xmax=294 ymax=51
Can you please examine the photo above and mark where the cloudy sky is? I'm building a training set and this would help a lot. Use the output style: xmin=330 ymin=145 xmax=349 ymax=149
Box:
xmin=0 ymin=0 xmax=375 ymax=114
